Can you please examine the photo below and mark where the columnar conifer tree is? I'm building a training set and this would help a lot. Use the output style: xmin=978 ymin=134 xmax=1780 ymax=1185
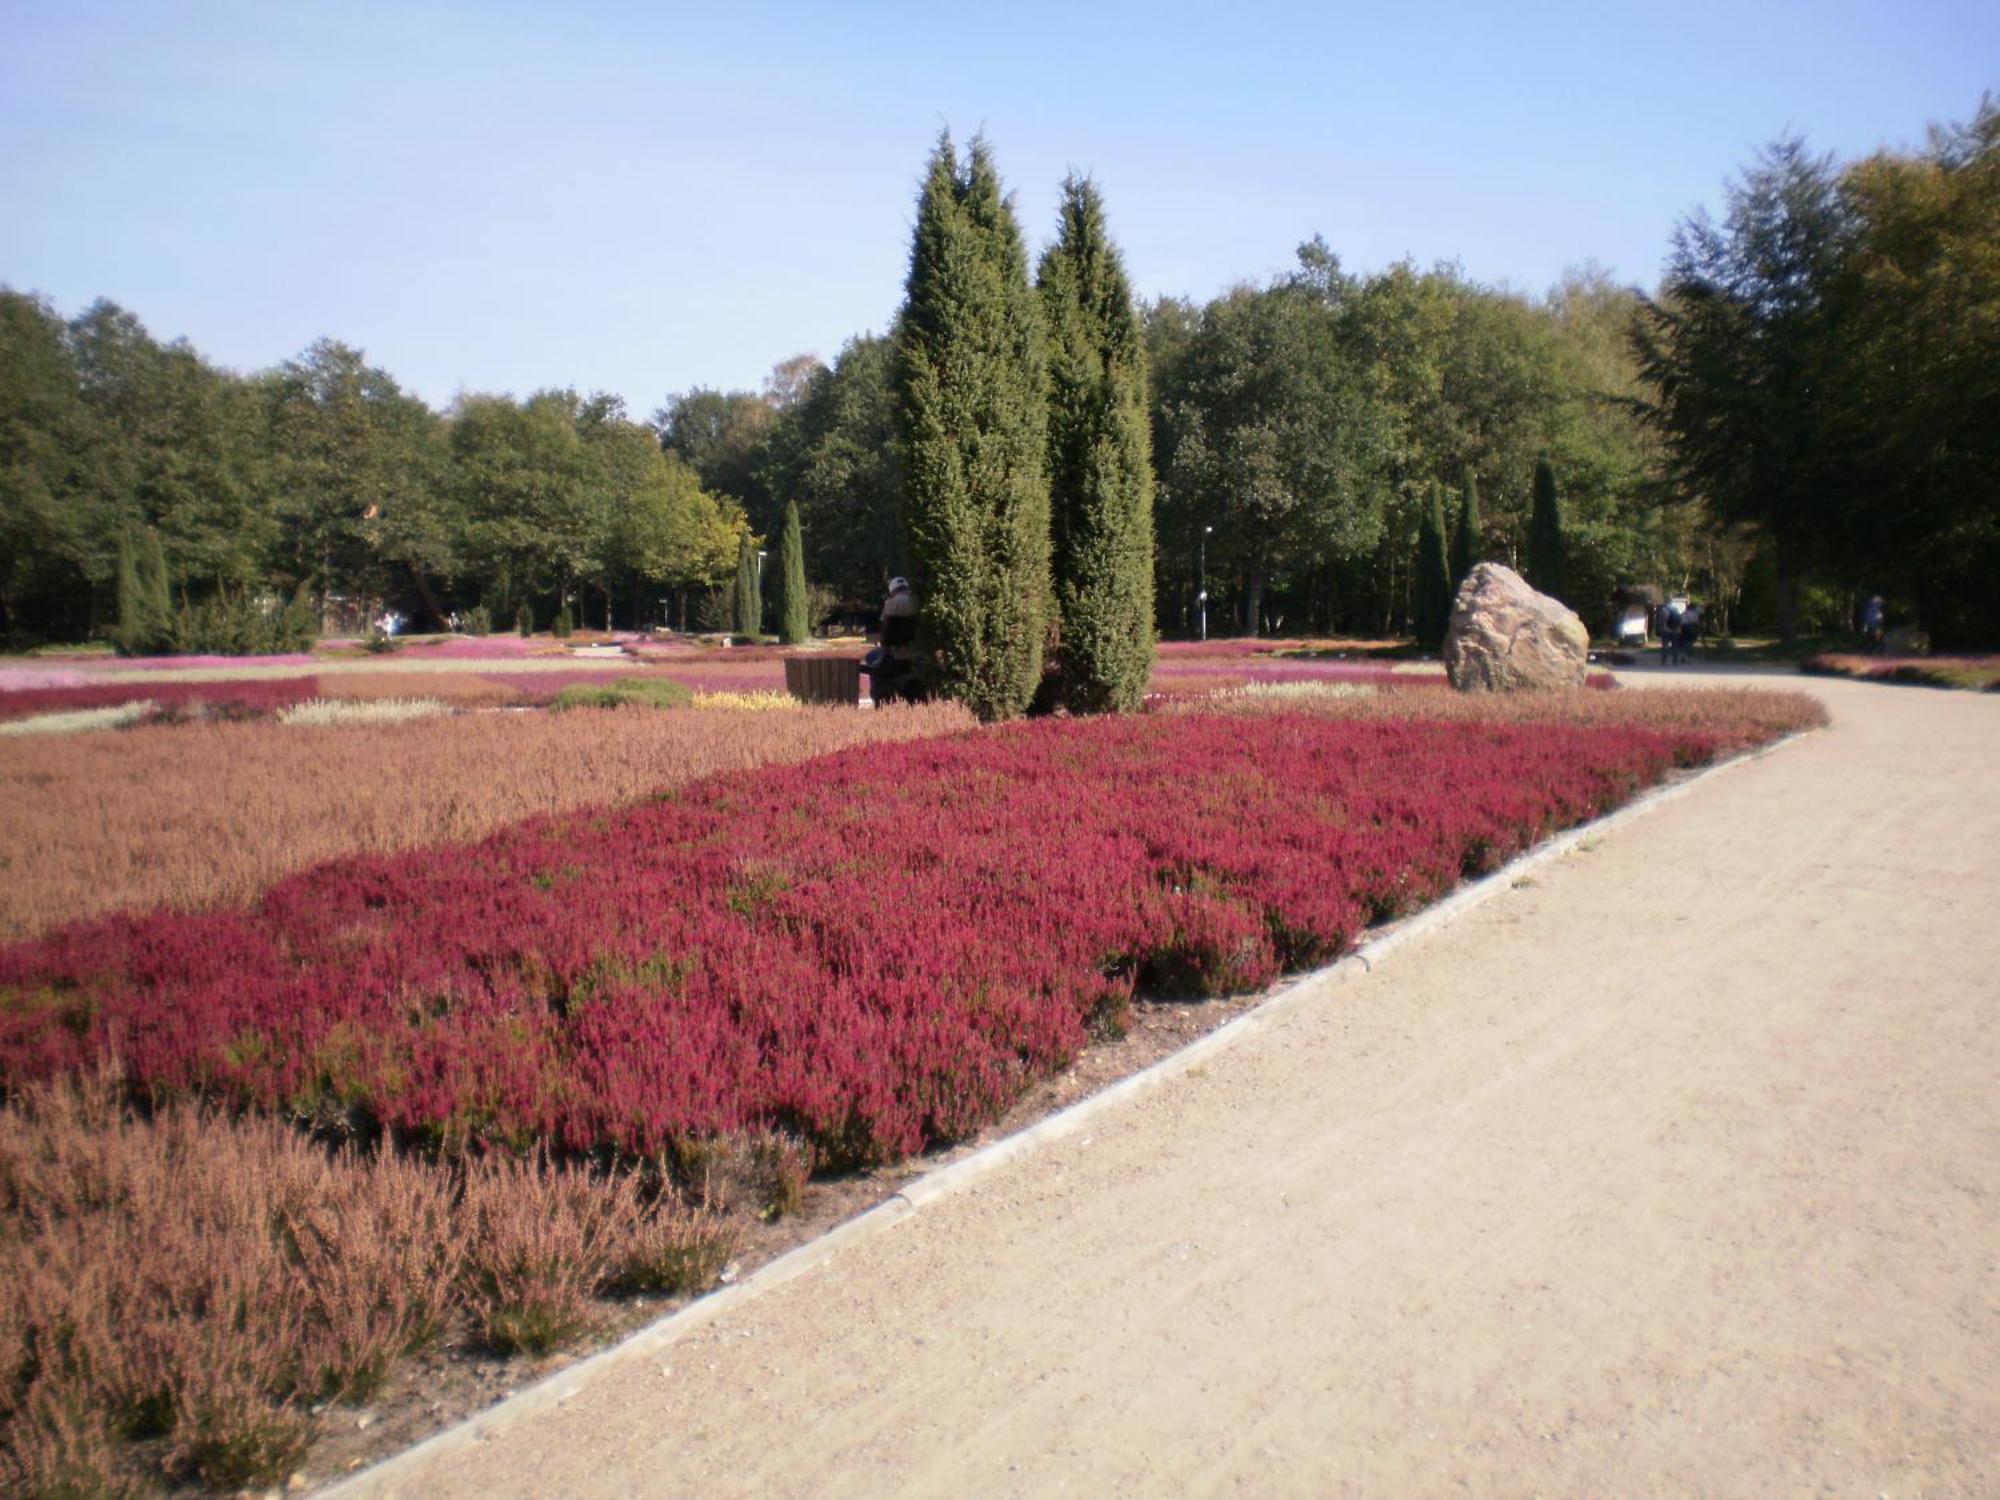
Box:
xmin=776 ymin=499 xmax=809 ymax=644
xmin=116 ymin=528 xmax=175 ymax=654
xmin=1414 ymin=486 xmax=1453 ymax=649
xmin=895 ymin=133 xmax=1050 ymax=721
xmin=1527 ymin=460 xmax=1566 ymax=601
xmin=1038 ymin=176 xmax=1156 ymax=713
xmin=732 ymin=533 xmax=760 ymax=637
xmin=1449 ymin=472 xmax=1483 ymax=591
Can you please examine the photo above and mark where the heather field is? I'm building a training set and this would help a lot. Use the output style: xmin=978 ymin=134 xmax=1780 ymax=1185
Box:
xmin=0 ymin=702 xmax=972 ymax=941
xmin=1800 ymin=652 xmax=2000 ymax=692
xmin=0 ymin=645 xmax=1827 ymax=1495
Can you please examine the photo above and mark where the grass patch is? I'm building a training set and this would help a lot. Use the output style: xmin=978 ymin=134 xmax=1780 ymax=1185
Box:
xmin=552 ymin=676 xmax=695 ymax=711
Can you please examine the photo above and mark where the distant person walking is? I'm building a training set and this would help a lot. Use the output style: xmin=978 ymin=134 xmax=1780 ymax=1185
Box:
xmin=1680 ymin=602 xmax=1703 ymax=664
xmin=1659 ymin=597 xmax=1686 ymax=666
xmin=1862 ymin=595 xmax=1885 ymax=650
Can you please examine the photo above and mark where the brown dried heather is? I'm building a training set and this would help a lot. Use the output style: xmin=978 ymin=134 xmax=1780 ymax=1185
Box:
xmin=455 ymin=1153 xmax=643 ymax=1355
xmin=318 ymin=670 xmax=524 ymax=706
xmin=0 ymin=1079 xmax=748 ymax=1493
xmin=1167 ymin=683 xmax=1826 ymax=756
xmin=0 ymin=701 xmax=974 ymax=941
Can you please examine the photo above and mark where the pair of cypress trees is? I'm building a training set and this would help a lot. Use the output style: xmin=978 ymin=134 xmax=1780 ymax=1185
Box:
xmin=895 ymin=134 xmax=1155 ymax=721
xmin=731 ymin=503 xmax=811 ymax=644
xmin=1413 ymin=462 xmax=1568 ymax=649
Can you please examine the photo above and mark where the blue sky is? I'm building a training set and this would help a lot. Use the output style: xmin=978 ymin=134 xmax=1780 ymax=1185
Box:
xmin=3 ymin=1 xmax=1993 ymax=414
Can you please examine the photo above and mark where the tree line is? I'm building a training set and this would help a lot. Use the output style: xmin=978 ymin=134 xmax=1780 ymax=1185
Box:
xmin=0 ymin=306 xmax=748 ymax=644
xmin=3 ymin=98 xmax=1993 ymax=655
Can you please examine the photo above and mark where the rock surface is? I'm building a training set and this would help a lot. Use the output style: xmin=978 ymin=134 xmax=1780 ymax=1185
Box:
xmin=1444 ymin=563 xmax=1588 ymax=692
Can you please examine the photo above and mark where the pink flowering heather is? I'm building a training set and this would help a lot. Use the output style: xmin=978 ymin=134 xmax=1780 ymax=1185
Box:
xmin=0 ymin=710 xmax=1759 ymax=1168
xmin=0 ymin=678 xmax=321 ymax=723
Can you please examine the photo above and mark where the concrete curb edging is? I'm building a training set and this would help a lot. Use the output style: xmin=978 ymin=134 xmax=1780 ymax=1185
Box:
xmin=322 ymin=728 xmax=1813 ymax=1498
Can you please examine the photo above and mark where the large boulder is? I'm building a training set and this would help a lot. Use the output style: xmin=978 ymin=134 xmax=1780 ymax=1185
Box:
xmin=1444 ymin=562 xmax=1589 ymax=692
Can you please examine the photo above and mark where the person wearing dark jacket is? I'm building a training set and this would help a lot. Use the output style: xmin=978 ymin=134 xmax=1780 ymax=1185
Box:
xmin=864 ymin=577 xmax=924 ymax=704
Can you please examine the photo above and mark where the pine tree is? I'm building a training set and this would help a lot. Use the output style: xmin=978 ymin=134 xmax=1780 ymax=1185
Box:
xmin=1527 ymin=460 xmax=1566 ymax=601
xmin=1450 ymin=472 xmax=1483 ymax=591
xmin=1038 ymin=175 xmax=1156 ymax=714
xmin=895 ymin=132 xmax=1050 ymax=721
xmin=1414 ymin=487 xmax=1453 ymax=649
xmin=776 ymin=499 xmax=810 ymax=644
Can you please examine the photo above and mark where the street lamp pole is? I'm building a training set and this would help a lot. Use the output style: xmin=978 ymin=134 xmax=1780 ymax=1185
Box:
xmin=1198 ymin=525 xmax=1213 ymax=642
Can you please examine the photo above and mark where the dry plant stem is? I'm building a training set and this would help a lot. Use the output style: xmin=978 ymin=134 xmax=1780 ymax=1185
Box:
xmin=0 ymin=702 xmax=974 ymax=941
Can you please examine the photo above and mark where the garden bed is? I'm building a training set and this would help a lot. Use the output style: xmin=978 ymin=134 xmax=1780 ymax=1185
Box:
xmin=0 ymin=688 xmax=1824 ymax=1494
xmin=1800 ymin=652 xmax=2000 ymax=692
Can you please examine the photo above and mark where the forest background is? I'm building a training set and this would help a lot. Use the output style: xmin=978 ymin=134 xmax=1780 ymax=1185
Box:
xmin=2 ymin=100 xmax=1995 ymax=650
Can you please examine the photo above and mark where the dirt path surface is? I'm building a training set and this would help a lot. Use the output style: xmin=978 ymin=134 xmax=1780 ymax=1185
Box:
xmin=347 ymin=673 xmax=1998 ymax=1498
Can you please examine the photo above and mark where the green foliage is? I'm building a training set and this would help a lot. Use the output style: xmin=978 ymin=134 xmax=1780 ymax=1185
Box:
xmin=552 ymin=601 xmax=573 ymax=638
xmin=1414 ymin=487 xmax=1452 ymax=648
xmin=757 ymin=336 xmax=905 ymax=608
xmin=462 ymin=604 xmax=491 ymax=637
xmin=114 ymin=528 xmax=177 ymax=654
xmin=1039 ymin=175 xmax=1156 ymax=713
xmin=1449 ymin=472 xmax=1483 ymax=590
xmin=732 ymin=533 xmax=761 ymax=637
xmin=775 ymin=499 xmax=810 ymax=643
xmin=175 ymin=588 xmax=318 ymax=655
xmin=516 ymin=601 xmax=534 ymax=637
xmin=896 ymin=132 xmax=1051 ymax=721
xmin=1527 ymin=460 xmax=1566 ymax=600
xmin=551 ymin=676 xmax=694 ymax=711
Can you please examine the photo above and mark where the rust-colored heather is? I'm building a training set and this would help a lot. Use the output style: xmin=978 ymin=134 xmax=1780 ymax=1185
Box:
xmin=1163 ymin=683 xmax=1826 ymax=755
xmin=455 ymin=1151 xmax=644 ymax=1355
xmin=0 ymin=1078 xmax=446 ymax=1490
xmin=0 ymin=701 xmax=974 ymax=941
xmin=0 ymin=1078 xmax=745 ymax=1494
xmin=319 ymin=671 xmax=523 ymax=706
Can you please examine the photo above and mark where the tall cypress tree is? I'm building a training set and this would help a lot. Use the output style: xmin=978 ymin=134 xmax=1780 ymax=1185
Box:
xmin=895 ymin=132 xmax=1050 ymax=721
xmin=776 ymin=499 xmax=809 ymax=644
xmin=1038 ymin=175 xmax=1156 ymax=714
xmin=732 ymin=533 xmax=759 ymax=637
xmin=1449 ymin=472 xmax=1483 ymax=591
xmin=1414 ymin=487 xmax=1453 ymax=649
xmin=1527 ymin=460 xmax=1566 ymax=601
xmin=114 ymin=531 xmax=143 ymax=654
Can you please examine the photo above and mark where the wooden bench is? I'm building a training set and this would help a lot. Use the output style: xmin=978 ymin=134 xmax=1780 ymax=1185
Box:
xmin=783 ymin=656 xmax=863 ymax=706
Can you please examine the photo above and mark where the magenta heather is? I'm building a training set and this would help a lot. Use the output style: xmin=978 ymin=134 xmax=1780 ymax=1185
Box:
xmin=0 ymin=712 xmax=1722 ymax=1164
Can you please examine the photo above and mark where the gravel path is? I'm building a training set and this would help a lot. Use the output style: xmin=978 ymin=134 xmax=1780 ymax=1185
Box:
xmin=344 ymin=672 xmax=1998 ymax=1498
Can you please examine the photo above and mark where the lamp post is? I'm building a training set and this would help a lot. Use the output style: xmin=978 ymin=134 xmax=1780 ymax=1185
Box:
xmin=1198 ymin=524 xmax=1213 ymax=642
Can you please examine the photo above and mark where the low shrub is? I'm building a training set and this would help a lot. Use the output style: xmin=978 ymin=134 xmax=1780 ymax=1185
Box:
xmin=0 ymin=1077 xmax=736 ymax=1492
xmin=1800 ymin=653 xmax=2000 ymax=692
xmin=278 ymin=697 xmax=450 ymax=728
xmin=0 ymin=676 xmax=321 ymax=725
xmin=552 ymin=676 xmax=695 ymax=712
xmin=0 ymin=710 xmax=1802 ymax=1168
xmin=0 ymin=700 xmax=975 ymax=942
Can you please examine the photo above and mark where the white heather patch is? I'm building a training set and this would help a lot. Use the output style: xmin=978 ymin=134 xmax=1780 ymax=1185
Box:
xmin=279 ymin=698 xmax=451 ymax=727
xmin=1239 ymin=680 xmax=1378 ymax=700
xmin=0 ymin=702 xmax=154 ymax=736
